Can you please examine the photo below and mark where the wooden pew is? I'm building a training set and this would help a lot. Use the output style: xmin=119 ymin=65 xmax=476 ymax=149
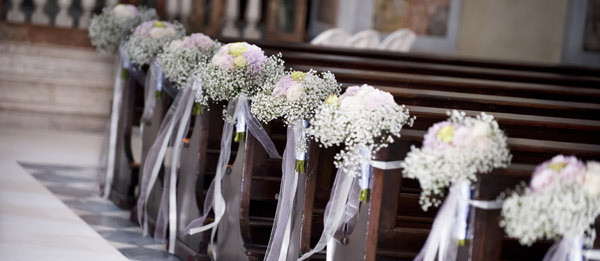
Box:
xmin=109 ymin=66 xmax=146 ymax=209
xmin=159 ymin=40 xmax=600 ymax=260
xmin=232 ymin=78 xmax=599 ymax=260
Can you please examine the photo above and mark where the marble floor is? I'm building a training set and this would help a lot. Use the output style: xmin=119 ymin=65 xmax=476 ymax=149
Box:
xmin=0 ymin=127 xmax=177 ymax=260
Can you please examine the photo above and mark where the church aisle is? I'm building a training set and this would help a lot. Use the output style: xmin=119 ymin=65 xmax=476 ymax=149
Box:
xmin=0 ymin=160 xmax=128 ymax=260
xmin=0 ymin=127 xmax=176 ymax=260
xmin=21 ymin=162 xmax=180 ymax=261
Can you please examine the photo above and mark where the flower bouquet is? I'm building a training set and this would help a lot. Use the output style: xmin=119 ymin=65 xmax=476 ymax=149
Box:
xmin=402 ymin=110 xmax=512 ymax=210
xmin=401 ymin=111 xmax=511 ymax=261
xmin=89 ymin=4 xmax=156 ymax=55
xmin=157 ymin=33 xmax=221 ymax=91
xmin=195 ymin=41 xmax=285 ymax=141
xmin=125 ymin=20 xmax=185 ymax=67
xmin=250 ymin=70 xmax=340 ymax=260
xmin=500 ymin=155 xmax=600 ymax=260
xmin=185 ymin=42 xmax=284 ymax=260
xmin=251 ymin=70 xmax=340 ymax=171
xmin=300 ymin=84 xmax=413 ymax=260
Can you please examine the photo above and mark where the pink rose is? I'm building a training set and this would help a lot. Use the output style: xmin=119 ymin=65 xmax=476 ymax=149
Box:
xmin=530 ymin=155 xmax=586 ymax=191
xmin=212 ymin=54 xmax=234 ymax=70
xmin=182 ymin=33 xmax=213 ymax=50
xmin=272 ymin=76 xmax=295 ymax=98
xmin=362 ymin=88 xmax=395 ymax=110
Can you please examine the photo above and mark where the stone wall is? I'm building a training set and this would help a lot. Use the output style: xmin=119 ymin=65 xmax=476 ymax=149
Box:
xmin=0 ymin=41 xmax=114 ymax=132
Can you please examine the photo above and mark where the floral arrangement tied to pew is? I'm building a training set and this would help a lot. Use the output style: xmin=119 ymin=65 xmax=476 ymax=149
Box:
xmin=299 ymin=84 xmax=414 ymax=260
xmin=185 ymin=42 xmax=284 ymax=260
xmin=135 ymin=34 xmax=221 ymax=254
xmin=501 ymin=155 xmax=600 ymax=261
xmin=250 ymin=69 xmax=340 ymax=260
xmin=401 ymin=110 xmax=511 ymax=261
xmin=251 ymin=69 xmax=340 ymax=172
xmin=89 ymin=4 xmax=156 ymax=55
xmin=125 ymin=20 xmax=185 ymax=67
xmin=157 ymin=33 xmax=221 ymax=92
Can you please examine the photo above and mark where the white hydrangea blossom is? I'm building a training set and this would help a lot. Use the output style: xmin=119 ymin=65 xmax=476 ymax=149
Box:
xmin=307 ymin=85 xmax=414 ymax=177
xmin=500 ymin=183 xmax=600 ymax=246
xmin=88 ymin=6 xmax=156 ymax=55
xmin=125 ymin=21 xmax=185 ymax=66
xmin=250 ymin=70 xmax=341 ymax=125
xmin=401 ymin=111 xmax=511 ymax=210
xmin=156 ymin=38 xmax=221 ymax=91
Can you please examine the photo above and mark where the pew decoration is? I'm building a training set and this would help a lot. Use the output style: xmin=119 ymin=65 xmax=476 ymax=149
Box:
xmin=500 ymin=156 xmax=600 ymax=261
xmin=250 ymin=70 xmax=340 ymax=260
xmin=401 ymin=111 xmax=511 ymax=261
xmin=300 ymin=84 xmax=414 ymax=260
xmin=402 ymin=110 xmax=512 ymax=210
xmin=125 ymin=20 xmax=185 ymax=67
xmin=157 ymin=33 xmax=221 ymax=90
xmin=185 ymin=42 xmax=284 ymax=260
xmin=89 ymin=4 xmax=156 ymax=55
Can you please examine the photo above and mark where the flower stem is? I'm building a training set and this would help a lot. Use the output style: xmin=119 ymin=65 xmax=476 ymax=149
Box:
xmin=295 ymin=160 xmax=305 ymax=173
xmin=359 ymin=189 xmax=370 ymax=203
xmin=234 ymin=132 xmax=245 ymax=142
xmin=192 ymin=103 xmax=202 ymax=115
xmin=121 ymin=68 xmax=129 ymax=79
xmin=155 ymin=90 xmax=162 ymax=100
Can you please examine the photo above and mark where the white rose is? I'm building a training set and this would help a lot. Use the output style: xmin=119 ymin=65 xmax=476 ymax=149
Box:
xmin=168 ymin=39 xmax=183 ymax=50
xmin=584 ymin=161 xmax=600 ymax=196
xmin=471 ymin=121 xmax=491 ymax=139
xmin=339 ymin=95 xmax=363 ymax=111
xmin=112 ymin=4 xmax=137 ymax=19
xmin=149 ymin=27 xmax=176 ymax=39
xmin=285 ymin=83 xmax=303 ymax=101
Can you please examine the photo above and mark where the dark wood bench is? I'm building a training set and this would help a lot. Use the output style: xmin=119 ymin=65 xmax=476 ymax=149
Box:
xmin=151 ymin=40 xmax=600 ymax=261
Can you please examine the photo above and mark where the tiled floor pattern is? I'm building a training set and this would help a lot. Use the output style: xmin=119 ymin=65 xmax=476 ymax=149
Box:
xmin=21 ymin=162 xmax=180 ymax=261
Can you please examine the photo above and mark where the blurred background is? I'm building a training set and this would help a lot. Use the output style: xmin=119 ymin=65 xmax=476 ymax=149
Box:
xmin=0 ymin=0 xmax=598 ymax=132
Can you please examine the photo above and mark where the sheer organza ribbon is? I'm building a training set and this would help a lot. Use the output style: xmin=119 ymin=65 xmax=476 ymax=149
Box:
xmin=185 ymin=94 xmax=281 ymax=259
xmin=104 ymin=42 xmax=131 ymax=199
xmin=136 ymin=87 xmax=193 ymax=242
xmin=140 ymin=59 xmax=164 ymax=135
xmin=264 ymin=120 xmax=307 ymax=261
xmin=544 ymin=235 xmax=600 ymax=261
xmin=299 ymin=155 xmax=408 ymax=260
xmin=415 ymin=180 xmax=505 ymax=261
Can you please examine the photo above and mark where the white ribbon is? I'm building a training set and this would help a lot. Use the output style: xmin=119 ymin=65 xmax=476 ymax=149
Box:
xmin=185 ymin=94 xmax=281 ymax=259
xmin=415 ymin=181 xmax=467 ymax=261
xmin=140 ymin=59 xmax=164 ymax=135
xmin=265 ymin=120 xmax=306 ymax=261
xmin=154 ymin=86 xmax=194 ymax=253
xmin=104 ymin=42 xmax=130 ymax=199
xmin=299 ymin=168 xmax=355 ymax=261
xmin=136 ymin=87 xmax=193 ymax=237
xmin=543 ymin=235 xmax=584 ymax=261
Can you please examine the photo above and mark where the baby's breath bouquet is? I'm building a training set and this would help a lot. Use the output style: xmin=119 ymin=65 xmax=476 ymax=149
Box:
xmin=251 ymin=70 xmax=340 ymax=126
xmin=500 ymin=156 xmax=600 ymax=247
xmin=250 ymin=70 xmax=340 ymax=260
xmin=307 ymin=84 xmax=414 ymax=177
xmin=300 ymin=85 xmax=413 ymax=260
xmin=157 ymin=33 xmax=221 ymax=91
xmin=89 ymin=4 xmax=156 ymax=55
xmin=401 ymin=111 xmax=511 ymax=210
xmin=125 ymin=20 xmax=185 ymax=66
xmin=196 ymin=42 xmax=285 ymax=103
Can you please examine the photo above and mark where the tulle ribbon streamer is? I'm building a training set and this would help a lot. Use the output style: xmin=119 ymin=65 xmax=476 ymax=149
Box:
xmin=136 ymin=87 xmax=194 ymax=254
xmin=185 ymin=94 xmax=281 ymax=259
xmin=140 ymin=59 xmax=165 ymax=135
xmin=103 ymin=42 xmax=131 ymax=198
xmin=544 ymin=235 xmax=600 ymax=261
xmin=264 ymin=120 xmax=307 ymax=261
